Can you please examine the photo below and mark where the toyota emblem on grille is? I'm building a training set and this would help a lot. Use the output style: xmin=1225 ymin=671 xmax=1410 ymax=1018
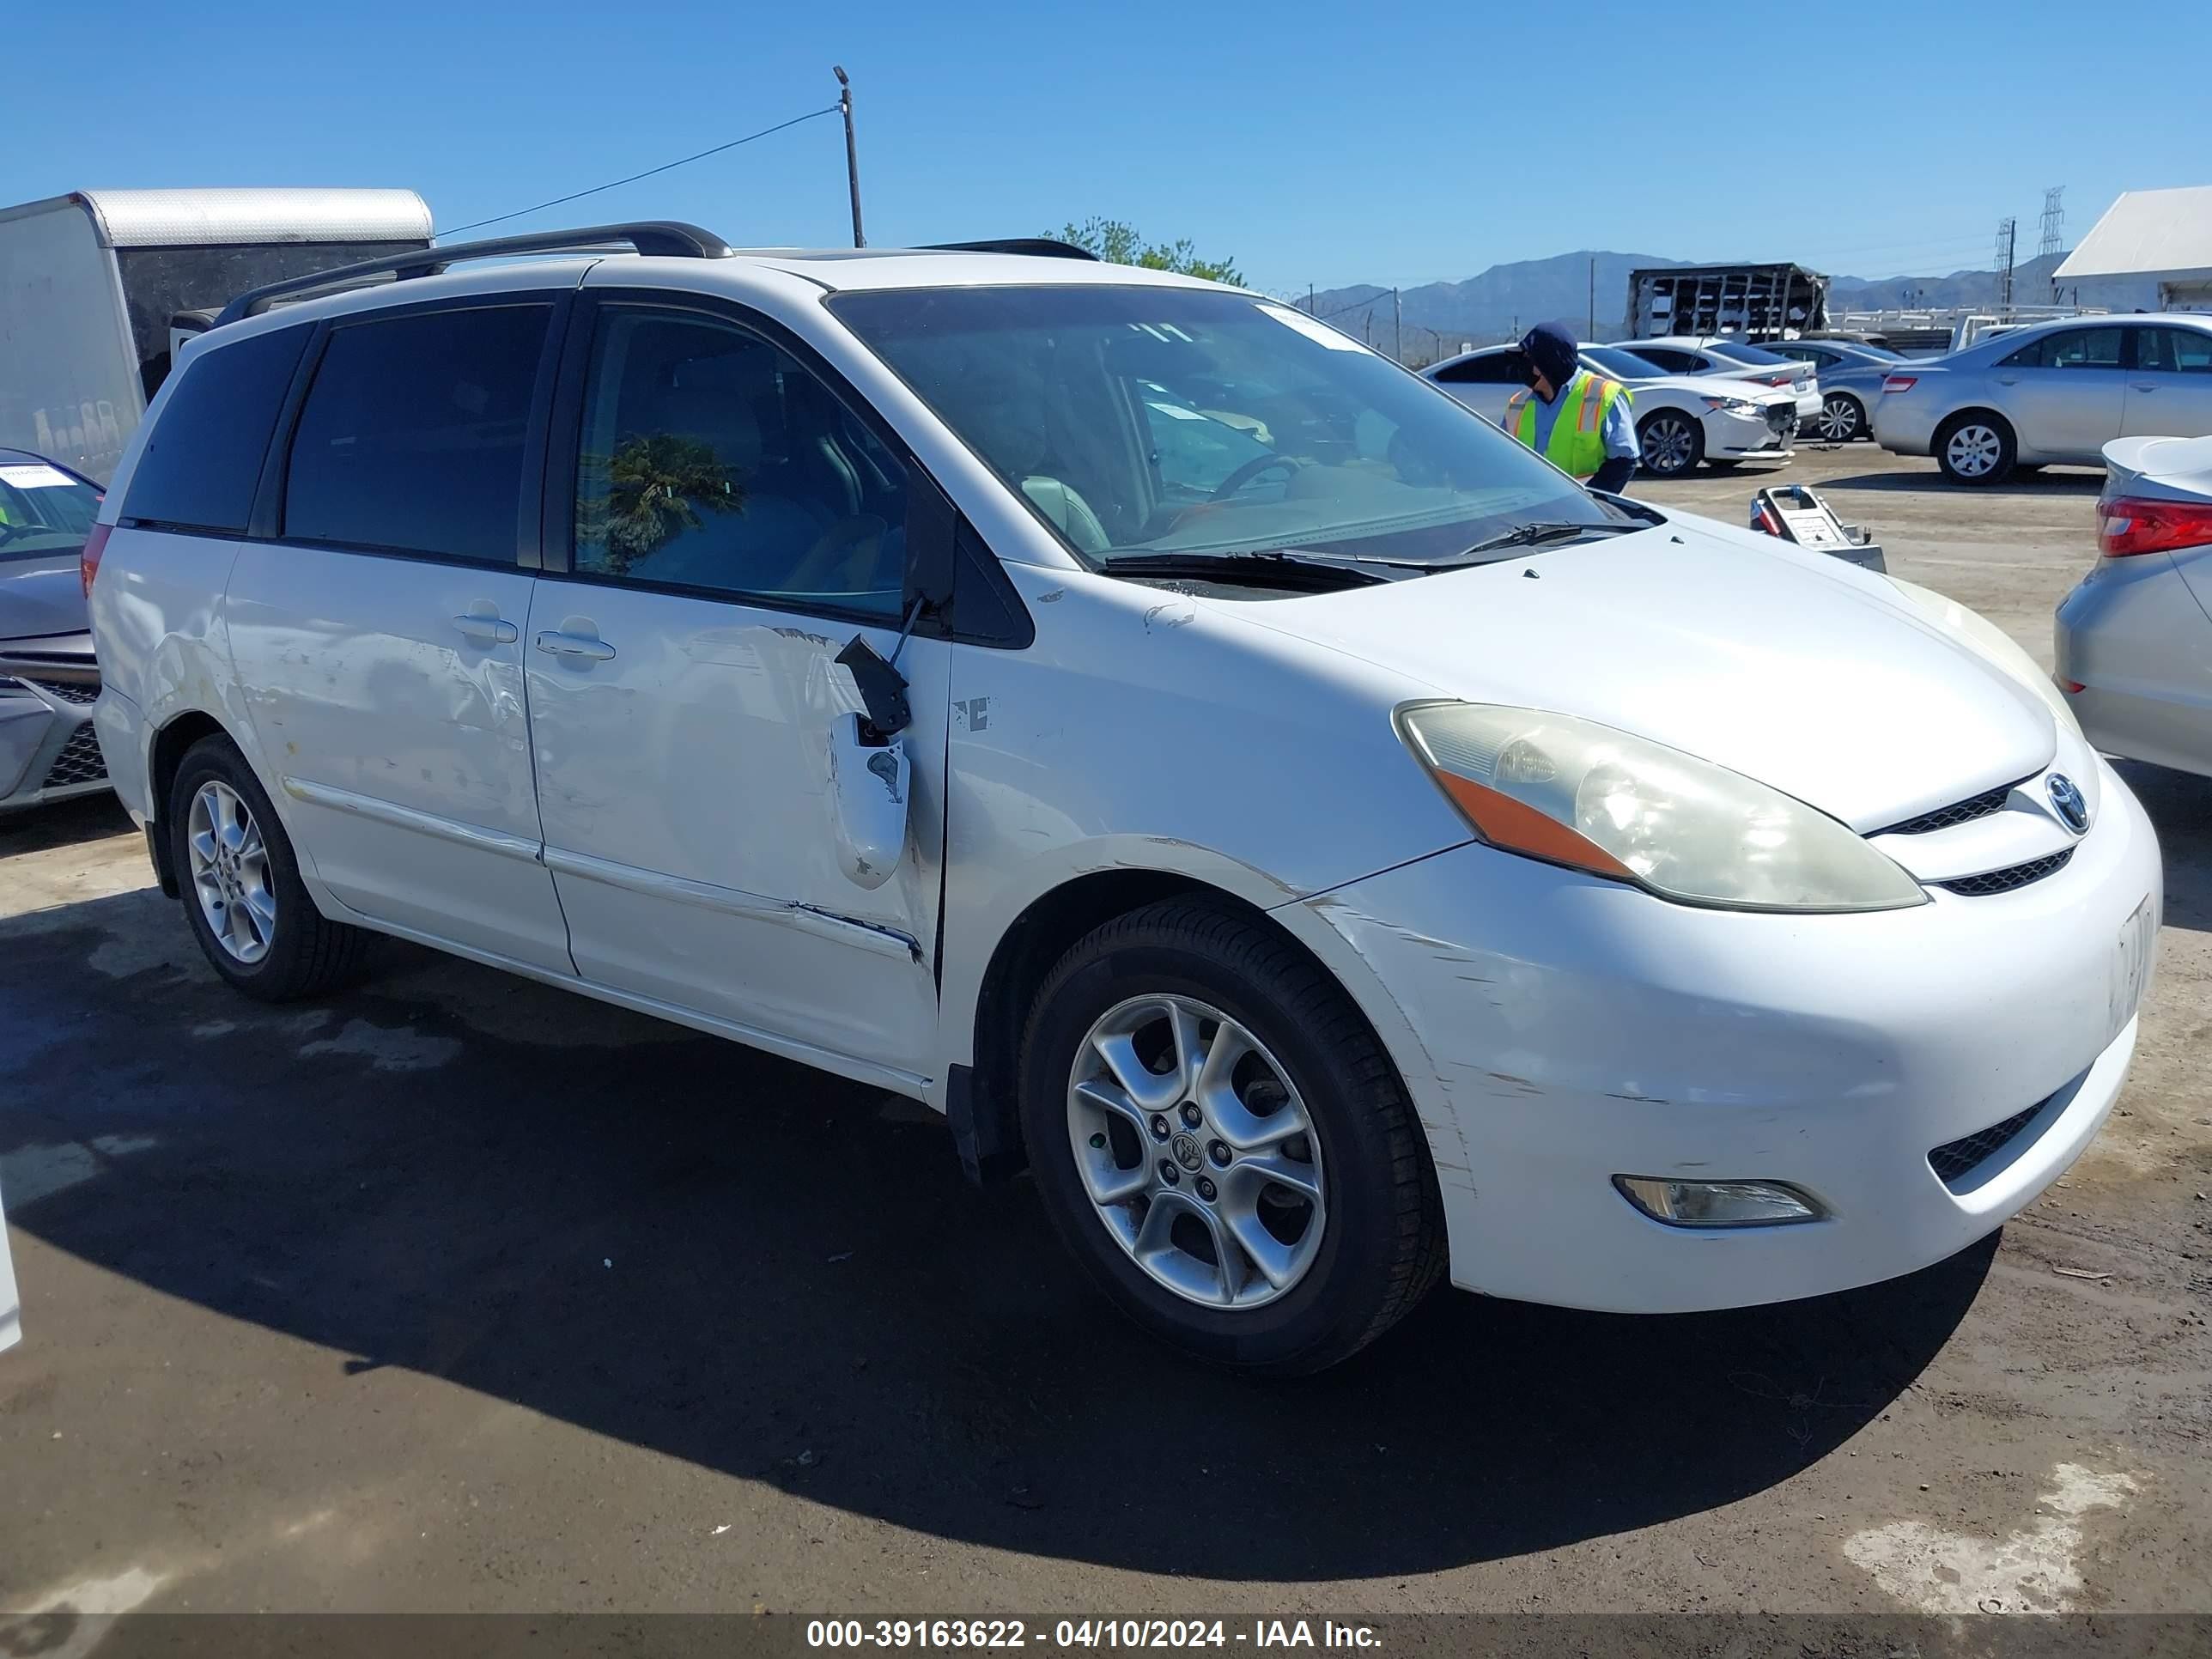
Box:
xmin=2046 ymin=774 xmax=2089 ymax=835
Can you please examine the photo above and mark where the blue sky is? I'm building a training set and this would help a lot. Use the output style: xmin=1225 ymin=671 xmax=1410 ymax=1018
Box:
xmin=9 ymin=0 xmax=2207 ymax=296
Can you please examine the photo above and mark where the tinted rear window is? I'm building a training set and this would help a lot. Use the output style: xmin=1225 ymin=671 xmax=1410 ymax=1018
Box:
xmin=122 ymin=325 xmax=309 ymax=533
xmin=283 ymin=304 xmax=550 ymax=562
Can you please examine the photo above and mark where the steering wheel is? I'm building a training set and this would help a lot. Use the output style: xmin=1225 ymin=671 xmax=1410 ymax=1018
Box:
xmin=0 ymin=523 xmax=26 ymax=547
xmin=1207 ymin=453 xmax=1302 ymax=502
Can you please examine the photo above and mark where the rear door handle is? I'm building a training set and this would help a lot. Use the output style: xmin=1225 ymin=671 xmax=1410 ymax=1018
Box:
xmin=453 ymin=613 xmax=519 ymax=645
xmin=534 ymin=630 xmax=617 ymax=661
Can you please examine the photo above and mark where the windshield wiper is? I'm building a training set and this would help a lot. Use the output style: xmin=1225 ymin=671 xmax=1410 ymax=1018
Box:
xmin=1097 ymin=549 xmax=1399 ymax=587
xmin=1453 ymin=520 xmax=1640 ymax=559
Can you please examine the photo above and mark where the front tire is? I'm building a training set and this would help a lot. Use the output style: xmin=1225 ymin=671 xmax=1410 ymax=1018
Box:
xmin=1934 ymin=411 xmax=2015 ymax=485
xmin=1638 ymin=410 xmax=1705 ymax=478
xmin=169 ymin=735 xmax=370 ymax=1000
xmin=1018 ymin=897 xmax=1444 ymax=1376
xmin=1815 ymin=392 xmax=1865 ymax=443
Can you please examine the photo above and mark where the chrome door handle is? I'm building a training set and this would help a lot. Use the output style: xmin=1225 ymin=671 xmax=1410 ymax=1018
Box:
xmin=534 ymin=630 xmax=616 ymax=661
xmin=2132 ymin=381 xmax=2158 ymax=392
xmin=453 ymin=614 xmax=519 ymax=645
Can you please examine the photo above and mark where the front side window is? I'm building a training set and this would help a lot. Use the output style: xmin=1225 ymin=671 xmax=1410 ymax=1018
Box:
xmin=284 ymin=304 xmax=550 ymax=562
xmin=1632 ymin=346 xmax=1699 ymax=374
xmin=830 ymin=286 xmax=1612 ymax=568
xmin=0 ymin=462 xmax=100 ymax=562
xmin=570 ymin=309 xmax=908 ymax=619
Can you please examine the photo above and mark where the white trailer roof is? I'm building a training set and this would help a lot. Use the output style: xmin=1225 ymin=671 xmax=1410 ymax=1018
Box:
xmin=2055 ymin=186 xmax=2212 ymax=283
xmin=0 ymin=188 xmax=431 ymax=247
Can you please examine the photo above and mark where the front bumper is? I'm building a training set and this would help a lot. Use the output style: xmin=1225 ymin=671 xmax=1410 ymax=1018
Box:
xmin=1708 ymin=407 xmax=1796 ymax=459
xmin=1285 ymin=762 xmax=2160 ymax=1313
xmin=0 ymin=671 xmax=108 ymax=812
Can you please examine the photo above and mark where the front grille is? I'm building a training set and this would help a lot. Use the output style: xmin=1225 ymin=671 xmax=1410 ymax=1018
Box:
xmin=1766 ymin=406 xmax=1798 ymax=437
xmin=22 ymin=676 xmax=99 ymax=706
xmin=1937 ymin=848 xmax=2075 ymax=896
xmin=1878 ymin=781 xmax=2014 ymax=836
xmin=1929 ymin=1098 xmax=2051 ymax=1188
xmin=40 ymin=724 xmax=108 ymax=789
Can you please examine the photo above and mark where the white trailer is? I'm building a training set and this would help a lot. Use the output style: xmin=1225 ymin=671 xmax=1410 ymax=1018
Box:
xmin=0 ymin=188 xmax=430 ymax=483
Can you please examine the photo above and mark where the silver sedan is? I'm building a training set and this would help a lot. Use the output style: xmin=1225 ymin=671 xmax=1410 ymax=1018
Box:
xmin=2055 ymin=433 xmax=2212 ymax=778
xmin=1874 ymin=315 xmax=2212 ymax=484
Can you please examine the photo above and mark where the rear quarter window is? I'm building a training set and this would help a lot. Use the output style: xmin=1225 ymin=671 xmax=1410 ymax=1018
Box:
xmin=121 ymin=325 xmax=311 ymax=534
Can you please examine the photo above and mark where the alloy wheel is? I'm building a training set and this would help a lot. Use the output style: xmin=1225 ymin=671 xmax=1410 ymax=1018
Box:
xmin=1816 ymin=394 xmax=1861 ymax=442
xmin=1066 ymin=993 xmax=1326 ymax=1310
xmin=187 ymin=779 xmax=276 ymax=963
xmin=1945 ymin=422 xmax=2002 ymax=478
xmin=1643 ymin=416 xmax=1694 ymax=475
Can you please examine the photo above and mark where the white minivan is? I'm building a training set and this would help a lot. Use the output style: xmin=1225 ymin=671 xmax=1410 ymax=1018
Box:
xmin=87 ymin=225 xmax=2160 ymax=1373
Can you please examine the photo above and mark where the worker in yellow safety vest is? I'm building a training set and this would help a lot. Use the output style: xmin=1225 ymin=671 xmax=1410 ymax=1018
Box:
xmin=1498 ymin=319 xmax=1638 ymax=493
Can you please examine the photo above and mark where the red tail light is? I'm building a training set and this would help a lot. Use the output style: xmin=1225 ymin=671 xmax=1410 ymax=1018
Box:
xmin=1881 ymin=375 xmax=1917 ymax=394
xmin=2097 ymin=495 xmax=2212 ymax=558
xmin=80 ymin=522 xmax=112 ymax=599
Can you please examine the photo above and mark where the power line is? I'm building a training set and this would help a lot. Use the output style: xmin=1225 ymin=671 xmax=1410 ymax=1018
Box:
xmin=441 ymin=105 xmax=841 ymax=239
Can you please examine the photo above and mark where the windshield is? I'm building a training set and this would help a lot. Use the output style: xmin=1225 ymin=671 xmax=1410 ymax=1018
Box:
xmin=1583 ymin=346 xmax=1670 ymax=381
xmin=829 ymin=285 xmax=1618 ymax=568
xmin=1702 ymin=341 xmax=1795 ymax=368
xmin=0 ymin=462 xmax=100 ymax=562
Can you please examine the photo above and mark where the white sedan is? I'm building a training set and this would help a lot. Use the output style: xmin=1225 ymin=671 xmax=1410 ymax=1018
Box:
xmin=1614 ymin=335 xmax=1825 ymax=424
xmin=1425 ymin=343 xmax=1799 ymax=477
xmin=92 ymin=233 xmax=2158 ymax=1374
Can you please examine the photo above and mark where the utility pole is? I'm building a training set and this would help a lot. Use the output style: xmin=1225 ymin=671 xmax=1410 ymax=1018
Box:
xmin=1308 ymin=283 xmax=1316 ymax=316
xmin=1588 ymin=257 xmax=1596 ymax=340
xmin=833 ymin=65 xmax=864 ymax=248
xmin=1994 ymin=217 xmax=2016 ymax=315
xmin=1393 ymin=287 xmax=1402 ymax=362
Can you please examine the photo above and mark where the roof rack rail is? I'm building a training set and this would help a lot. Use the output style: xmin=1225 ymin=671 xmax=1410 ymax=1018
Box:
xmin=212 ymin=221 xmax=732 ymax=327
xmin=922 ymin=238 xmax=1098 ymax=261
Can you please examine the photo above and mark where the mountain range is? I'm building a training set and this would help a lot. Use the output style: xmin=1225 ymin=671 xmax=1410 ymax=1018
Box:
xmin=1305 ymin=250 xmax=2163 ymax=354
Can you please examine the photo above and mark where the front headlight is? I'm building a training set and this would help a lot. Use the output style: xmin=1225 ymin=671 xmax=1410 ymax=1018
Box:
xmin=1702 ymin=397 xmax=1763 ymax=417
xmin=1396 ymin=703 xmax=1929 ymax=913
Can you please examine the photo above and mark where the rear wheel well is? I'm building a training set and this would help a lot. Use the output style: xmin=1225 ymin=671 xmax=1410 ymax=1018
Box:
xmin=962 ymin=871 xmax=1370 ymax=1182
xmin=145 ymin=711 xmax=228 ymax=894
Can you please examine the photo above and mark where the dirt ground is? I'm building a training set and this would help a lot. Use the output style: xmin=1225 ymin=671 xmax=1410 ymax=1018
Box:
xmin=2 ymin=446 xmax=2206 ymax=1623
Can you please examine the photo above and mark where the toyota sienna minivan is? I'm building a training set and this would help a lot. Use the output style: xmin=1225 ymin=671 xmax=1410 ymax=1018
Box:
xmin=87 ymin=224 xmax=2160 ymax=1372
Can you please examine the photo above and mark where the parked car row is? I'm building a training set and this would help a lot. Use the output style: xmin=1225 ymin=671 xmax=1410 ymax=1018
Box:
xmin=1423 ymin=341 xmax=1800 ymax=478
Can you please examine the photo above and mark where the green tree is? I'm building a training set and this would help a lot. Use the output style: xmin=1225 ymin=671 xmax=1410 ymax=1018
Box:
xmin=1048 ymin=217 xmax=1243 ymax=286
xmin=576 ymin=434 xmax=744 ymax=574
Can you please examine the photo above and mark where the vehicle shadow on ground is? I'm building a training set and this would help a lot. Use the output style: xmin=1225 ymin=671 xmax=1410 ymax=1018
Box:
xmin=0 ymin=793 xmax=134 ymax=858
xmin=3 ymin=886 xmax=1996 ymax=1581
xmin=2118 ymin=760 xmax=2212 ymax=933
xmin=1815 ymin=468 xmax=2105 ymax=497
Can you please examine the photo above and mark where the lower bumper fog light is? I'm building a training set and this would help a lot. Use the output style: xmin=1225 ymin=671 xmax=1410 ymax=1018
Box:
xmin=1613 ymin=1176 xmax=1825 ymax=1228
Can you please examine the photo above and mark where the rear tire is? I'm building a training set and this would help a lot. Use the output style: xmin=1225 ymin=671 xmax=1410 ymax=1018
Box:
xmin=1018 ymin=896 xmax=1445 ymax=1376
xmin=1934 ymin=411 xmax=2015 ymax=485
xmin=1814 ymin=392 xmax=1866 ymax=444
xmin=1638 ymin=410 xmax=1705 ymax=478
xmin=168 ymin=735 xmax=371 ymax=1000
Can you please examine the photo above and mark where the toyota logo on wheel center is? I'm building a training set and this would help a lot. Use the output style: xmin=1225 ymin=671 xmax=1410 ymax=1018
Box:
xmin=1170 ymin=1132 xmax=1204 ymax=1171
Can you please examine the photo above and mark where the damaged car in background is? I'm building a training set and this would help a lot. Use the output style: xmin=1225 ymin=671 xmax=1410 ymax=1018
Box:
xmin=2 ymin=449 xmax=109 ymax=813
xmin=88 ymin=226 xmax=2160 ymax=1374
